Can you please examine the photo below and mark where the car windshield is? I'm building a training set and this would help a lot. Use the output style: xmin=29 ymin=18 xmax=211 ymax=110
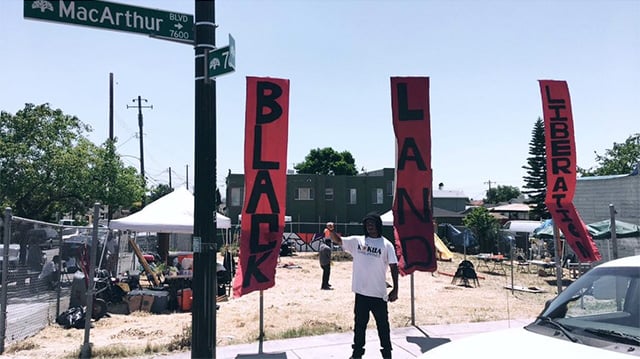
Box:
xmin=536 ymin=263 xmax=640 ymax=347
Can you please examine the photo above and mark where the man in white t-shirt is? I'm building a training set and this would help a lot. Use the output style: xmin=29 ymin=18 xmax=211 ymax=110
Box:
xmin=326 ymin=212 xmax=398 ymax=359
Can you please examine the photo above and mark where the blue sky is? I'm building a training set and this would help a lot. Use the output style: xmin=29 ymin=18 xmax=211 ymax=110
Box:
xmin=2 ymin=0 xmax=639 ymax=201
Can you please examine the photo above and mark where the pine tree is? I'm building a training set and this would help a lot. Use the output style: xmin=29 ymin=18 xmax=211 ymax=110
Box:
xmin=522 ymin=118 xmax=549 ymax=220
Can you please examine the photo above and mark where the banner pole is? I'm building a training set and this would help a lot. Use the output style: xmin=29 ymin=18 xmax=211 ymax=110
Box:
xmin=259 ymin=290 xmax=264 ymax=353
xmin=410 ymin=274 xmax=415 ymax=326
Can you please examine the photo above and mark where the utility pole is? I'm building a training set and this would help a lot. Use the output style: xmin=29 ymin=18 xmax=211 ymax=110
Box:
xmin=127 ymin=96 xmax=153 ymax=207
xmin=168 ymin=167 xmax=172 ymax=189
xmin=193 ymin=1 xmax=217 ymax=357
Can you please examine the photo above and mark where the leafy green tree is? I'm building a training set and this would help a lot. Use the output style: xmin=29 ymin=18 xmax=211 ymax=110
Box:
xmin=485 ymin=185 xmax=521 ymax=204
xmin=462 ymin=207 xmax=500 ymax=253
xmin=522 ymin=118 xmax=549 ymax=220
xmin=148 ymin=184 xmax=173 ymax=203
xmin=294 ymin=147 xmax=358 ymax=175
xmin=0 ymin=103 xmax=143 ymax=221
xmin=578 ymin=133 xmax=640 ymax=176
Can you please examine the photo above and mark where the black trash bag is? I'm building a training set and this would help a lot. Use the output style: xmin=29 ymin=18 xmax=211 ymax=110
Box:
xmin=56 ymin=306 xmax=86 ymax=329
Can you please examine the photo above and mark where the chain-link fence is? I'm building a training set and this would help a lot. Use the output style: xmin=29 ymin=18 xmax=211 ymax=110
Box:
xmin=0 ymin=211 xmax=124 ymax=352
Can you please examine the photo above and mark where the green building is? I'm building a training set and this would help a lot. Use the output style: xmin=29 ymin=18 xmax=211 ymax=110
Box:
xmin=225 ymin=168 xmax=469 ymax=234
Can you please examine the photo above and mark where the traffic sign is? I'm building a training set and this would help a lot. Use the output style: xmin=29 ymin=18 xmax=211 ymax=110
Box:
xmin=208 ymin=34 xmax=236 ymax=78
xmin=24 ymin=0 xmax=193 ymax=44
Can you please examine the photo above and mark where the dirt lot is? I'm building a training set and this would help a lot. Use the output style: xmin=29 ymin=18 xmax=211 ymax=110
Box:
xmin=3 ymin=252 xmax=565 ymax=358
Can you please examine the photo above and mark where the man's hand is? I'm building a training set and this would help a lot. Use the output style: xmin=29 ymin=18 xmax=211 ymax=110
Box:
xmin=388 ymin=288 xmax=398 ymax=302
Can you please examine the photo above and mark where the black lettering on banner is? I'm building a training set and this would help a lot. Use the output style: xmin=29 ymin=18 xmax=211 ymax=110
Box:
xmin=551 ymin=157 xmax=571 ymax=175
xmin=567 ymin=222 xmax=581 ymax=237
xmin=552 ymin=177 xmax=568 ymax=192
xmin=574 ymin=241 xmax=589 ymax=259
xmin=256 ymin=81 xmax=283 ymax=124
xmin=396 ymin=188 xmax=431 ymax=225
xmin=553 ymin=208 xmax=571 ymax=221
xmin=550 ymin=139 xmax=571 ymax=157
xmin=545 ymin=85 xmax=566 ymax=105
xmin=252 ymin=125 xmax=279 ymax=169
xmin=399 ymin=235 xmax=434 ymax=269
xmin=548 ymin=105 xmax=567 ymax=121
xmin=397 ymin=137 xmax=427 ymax=171
xmin=549 ymin=122 xmax=569 ymax=140
xmin=242 ymin=251 xmax=272 ymax=288
xmin=397 ymin=83 xmax=423 ymax=121
xmin=249 ymin=214 xmax=278 ymax=253
xmin=245 ymin=170 xmax=281 ymax=214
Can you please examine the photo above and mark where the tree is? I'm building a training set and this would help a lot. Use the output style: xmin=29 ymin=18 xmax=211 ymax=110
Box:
xmin=485 ymin=185 xmax=521 ymax=204
xmin=578 ymin=133 xmax=640 ymax=176
xmin=522 ymin=118 xmax=549 ymax=220
xmin=462 ymin=207 xmax=500 ymax=253
xmin=294 ymin=147 xmax=358 ymax=175
xmin=148 ymin=184 xmax=174 ymax=203
xmin=0 ymin=103 xmax=143 ymax=221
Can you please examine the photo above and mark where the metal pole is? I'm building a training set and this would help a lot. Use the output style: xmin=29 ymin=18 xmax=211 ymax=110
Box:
xmin=0 ymin=208 xmax=12 ymax=354
xmin=552 ymin=224 xmax=562 ymax=294
xmin=81 ymin=204 xmax=101 ymax=358
xmin=192 ymin=1 xmax=217 ymax=357
xmin=410 ymin=274 xmax=415 ymax=326
xmin=609 ymin=204 xmax=619 ymax=260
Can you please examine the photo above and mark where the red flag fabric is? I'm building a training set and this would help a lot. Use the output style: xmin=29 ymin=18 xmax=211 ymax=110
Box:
xmin=233 ymin=77 xmax=290 ymax=297
xmin=539 ymin=80 xmax=601 ymax=262
xmin=390 ymin=77 xmax=436 ymax=275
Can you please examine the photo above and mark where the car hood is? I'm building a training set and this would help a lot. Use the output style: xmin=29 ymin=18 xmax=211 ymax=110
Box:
xmin=421 ymin=327 xmax=635 ymax=358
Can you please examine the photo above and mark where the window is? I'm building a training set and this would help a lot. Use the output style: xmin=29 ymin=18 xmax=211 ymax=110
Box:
xmin=295 ymin=187 xmax=314 ymax=200
xmin=372 ymin=188 xmax=384 ymax=204
xmin=386 ymin=180 xmax=394 ymax=196
xmin=347 ymin=188 xmax=357 ymax=204
xmin=231 ymin=187 xmax=242 ymax=206
xmin=325 ymin=188 xmax=334 ymax=201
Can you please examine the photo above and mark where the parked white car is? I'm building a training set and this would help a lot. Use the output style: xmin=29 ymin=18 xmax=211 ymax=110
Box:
xmin=419 ymin=255 xmax=640 ymax=358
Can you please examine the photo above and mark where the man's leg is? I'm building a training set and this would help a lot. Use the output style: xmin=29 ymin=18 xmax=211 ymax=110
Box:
xmin=371 ymin=298 xmax=392 ymax=358
xmin=321 ymin=264 xmax=330 ymax=288
xmin=351 ymin=294 xmax=369 ymax=358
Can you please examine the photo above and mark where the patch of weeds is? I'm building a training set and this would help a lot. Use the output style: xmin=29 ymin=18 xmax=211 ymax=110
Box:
xmin=275 ymin=319 xmax=344 ymax=339
xmin=167 ymin=325 xmax=192 ymax=351
xmin=5 ymin=339 xmax=40 ymax=353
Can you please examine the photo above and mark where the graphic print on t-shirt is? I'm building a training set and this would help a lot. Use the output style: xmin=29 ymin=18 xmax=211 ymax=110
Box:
xmin=356 ymin=243 xmax=382 ymax=257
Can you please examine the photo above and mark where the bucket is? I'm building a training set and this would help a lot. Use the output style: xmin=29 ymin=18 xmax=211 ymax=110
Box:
xmin=177 ymin=288 xmax=192 ymax=312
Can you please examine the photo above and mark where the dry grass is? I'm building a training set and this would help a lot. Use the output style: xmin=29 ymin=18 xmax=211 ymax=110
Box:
xmin=3 ymin=251 xmax=563 ymax=358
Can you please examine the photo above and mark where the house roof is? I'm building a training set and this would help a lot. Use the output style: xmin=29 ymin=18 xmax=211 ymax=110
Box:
xmin=489 ymin=203 xmax=531 ymax=212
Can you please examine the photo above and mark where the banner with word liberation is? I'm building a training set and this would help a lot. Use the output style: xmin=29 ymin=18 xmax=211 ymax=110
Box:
xmin=233 ymin=77 xmax=290 ymax=297
xmin=539 ymin=80 xmax=601 ymax=263
xmin=391 ymin=77 xmax=436 ymax=275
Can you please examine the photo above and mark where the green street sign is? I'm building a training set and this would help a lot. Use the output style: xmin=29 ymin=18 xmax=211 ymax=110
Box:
xmin=24 ymin=0 xmax=193 ymax=44
xmin=208 ymin=34 xmax=236 ymax=78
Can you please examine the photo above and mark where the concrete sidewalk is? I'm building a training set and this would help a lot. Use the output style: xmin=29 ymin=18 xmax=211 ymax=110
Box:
xmin=155 ymin=318 xmax=533 ymax=359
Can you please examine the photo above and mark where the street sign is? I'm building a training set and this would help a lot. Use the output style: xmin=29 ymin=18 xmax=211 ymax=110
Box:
xmin=208 ymin=34 xmax=236 ymax=78
xmin=24 ymin=0 xmax=193 ymax=44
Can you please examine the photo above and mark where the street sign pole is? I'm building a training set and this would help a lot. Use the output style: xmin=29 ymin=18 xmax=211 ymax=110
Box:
xmin=193 ymin=1 xmax=217 ymax=358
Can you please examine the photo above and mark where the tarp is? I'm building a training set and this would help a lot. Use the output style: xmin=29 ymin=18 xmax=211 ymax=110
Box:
xmin=534 ymin=219 xmax=640 ymax=240
xmin=109 ymin=187 xmax=231 ymax=233
xmin=382 ymin=210 xmax=453 ymax=260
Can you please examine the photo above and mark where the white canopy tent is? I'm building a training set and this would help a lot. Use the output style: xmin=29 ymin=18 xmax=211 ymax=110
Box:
xmin=109 ymin=186 xmax=231 ymax=233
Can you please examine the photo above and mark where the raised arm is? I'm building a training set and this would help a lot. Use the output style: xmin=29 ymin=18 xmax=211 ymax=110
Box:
xmin=325 ymin=222 xmax=342 ymax=245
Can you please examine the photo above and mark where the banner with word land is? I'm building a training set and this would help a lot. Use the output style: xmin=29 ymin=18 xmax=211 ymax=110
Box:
xmin=233 ymin=77 xmax=290 ymax=297
xmin=391 ymin=77 xmax=436 ymax=275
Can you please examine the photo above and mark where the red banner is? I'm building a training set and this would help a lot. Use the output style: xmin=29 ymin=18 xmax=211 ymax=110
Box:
xmin=390 ymin=77 xmax=436 ymax=275
xmin=233 ymin=77 xmax=290 ymax=297
xmin=539 ymin=80 xmax=601 ymax=262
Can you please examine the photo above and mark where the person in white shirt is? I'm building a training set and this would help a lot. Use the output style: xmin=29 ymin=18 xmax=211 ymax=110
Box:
xmin=38 ymin=255 xmax=60 ymax=290
xmin=326 ymin=212 xmax=398 ymax=359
